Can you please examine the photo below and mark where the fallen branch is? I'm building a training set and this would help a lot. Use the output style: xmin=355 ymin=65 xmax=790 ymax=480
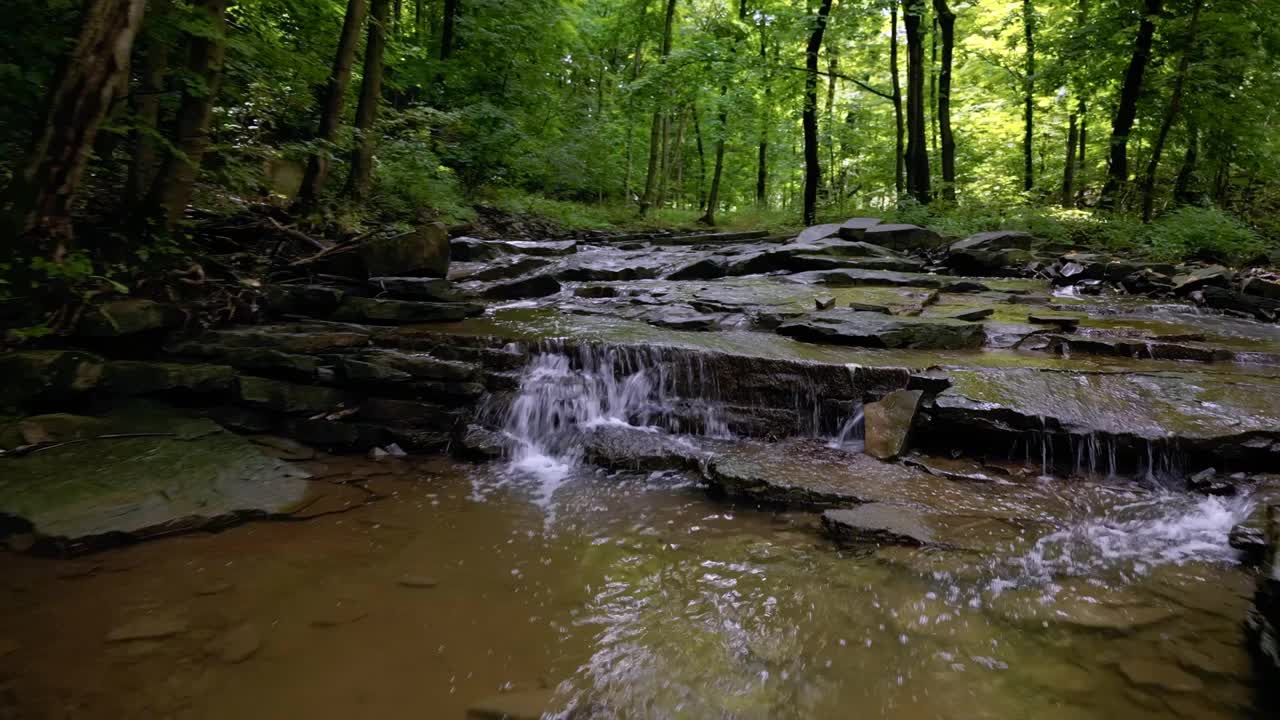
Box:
xmin=269 ymin=217 xmax=331 ymax=252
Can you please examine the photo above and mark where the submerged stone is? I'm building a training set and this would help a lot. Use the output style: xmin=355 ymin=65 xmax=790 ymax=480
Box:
xmin=821 ymin=504 xmax=935 ymax=546
xmin=481 ymin=273 xmax=561 ymax=299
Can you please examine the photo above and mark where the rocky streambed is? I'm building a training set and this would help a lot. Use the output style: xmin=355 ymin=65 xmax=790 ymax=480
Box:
xmin=2 ymin=218 xmax=1280 ymax=718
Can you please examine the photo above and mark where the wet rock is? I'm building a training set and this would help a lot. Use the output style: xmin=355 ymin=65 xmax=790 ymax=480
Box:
xmin=1122 ymin=268 xmax=1174 ymax=295
xmin=862 ymin=223 xmax=945 ymax=251
xmin=776 ymin=310 xmax=984 ymax=350
xmin=481 ymin=273 xmax=561 ymax=300
xmin=261 ymin=284 xmax=347 ymax=316
xmin=358 ymin=350 xmax=478 ymax=382
xmin=499 ymin=239 xmax=578 ymax=257
xmin=836 ymin=217 xmax=883 ymax=240
xmin=1027 ymin=313 xmax=1081 ymax=331
xmin=250 ymin=435 xmax=316 ymax=460
xmin=557 ymin=266 xmax=659 ymax=282
xmin=208 ymin=623 xmax=260 ymax=663
xmin=367 ymin=276 xmax=459 ymax=301
xmin=458 ymin=257 xmax=552 ymax=283
xmin=8 ymin=413 xmax=107 ymax=448
xmin=573 ymin=285 xmax=619 ymax=298
xmin=0 ymin=350 xmax=103 ymax=413
xmin=169 ymin=324 xmax=371 ymax=355
xmin=988 ymin=588 xmax=1178 ymax=631
xmin=360 ymin=221 xmax=450 ymax=277
xmin=330 ymin=296 xmax=483 ymax=324
xmin=796 ymin=222 xmax=844 ymax=244
xmin=333 ymin=358 xmax=413 ymax=387
xmin=847 ymin=302 xmax=891 ymax=314
xmin=106 ymin=615 xmax=189 ymax=642
xmin=789 ymin=268 xmax=946 ymax=288
xmin=949 ymin=230 xmax=1034 ymax=253
xmin=1242 ymin=277 xmax=1280 ymax=300
xmin=1198 ymin=285 xmax=1280 ymax=321
xmin=1042 ymin=335 xmax=1228 ymax=363
xmin=645 ymin=307 xmax=722 ymax=331
xmin=944 ymin=308 xmax=994 ymax=322
xmin=1173 ymin=265 xmax=1233 ymax=295
xmin=821 ymin=505 xmax=935 ymax=546
xmin=76 ymin=299 xmax=181 ymax=337
xmin=458 ymin=425 xmax=507 ymax=460
xmin=101 ymin=361 xmax=237 ymax=396
xmin=1119 ymin=658 xmax=1204 ymax=694
xmin=238 ymin=376 xmax=350 ymax=414
xmin=309 ymin=601 xmax=368 ymax=628
xmin=1246 ymin=505 xmax=1280 ymax=685
xmin=582 ymin=426 xmax=708 ymax=471
xmin=466 ymin=689 xmax=560 ymax=720
xmin=863 ymin=389 xmax=923 ymax=460
xmin=945 ymin=248 xmax=1033 ymax=276
xmin=1187 ymin=468 xmax=1235 ymax=496
xmin=666 ymin=258 xmax=728 ymax=280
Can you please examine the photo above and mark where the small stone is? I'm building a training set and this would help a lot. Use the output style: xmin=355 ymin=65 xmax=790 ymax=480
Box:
xmin=208 ymin=623 xmax=261 ymax=664
xmin=1028 ymin=313 xmax=1081 ymax=331
xmin=815 ymin=296 xmax=836 ymax=310
xmin=466 ymin=689 xmax=559 ymax=720
xmin=1119 ymin=658 xmax=1204 ymax=693
xmin=193 ymin=579 xmax=234 ymax=596
xmin=398 ymin=575 xmax=439 ymax=589
xmin=945 ymin=308 xmax=994 ymax=322
xmin=385 ymin=443 xmax=407 ymax=457
xmin=310 ymin=602 xmax=367 ymax=628
xmin=369 ymin=447 xmax=390 ymax=461
xmin=863 ymin=389 xmax=923 ymax=460
xmin=106 ymin=615 xmax=189 ymax=642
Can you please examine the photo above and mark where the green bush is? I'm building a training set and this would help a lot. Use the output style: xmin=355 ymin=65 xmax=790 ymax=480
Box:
xmin=1136 ymin=206 xmax=1266 ymax=264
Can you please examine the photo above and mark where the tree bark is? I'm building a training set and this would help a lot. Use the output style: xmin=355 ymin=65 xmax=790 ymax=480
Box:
xmin=692 ymin=104 xmax=707 ymax=210
xmin=1140 ymin=0 xmax=1201 ymax=222
xmin=4 ymin=0 xmax=145 ymax=254
xmin=700 ymin=100 xmax=728 ymax=225
xmin=1022 ymin=0 xmax=1035 ymax=192
xmin=902 ymin=0 xmax=930 ymax=204
xmin=1061 ymin=112 xmax=1078 ymax=207
xmin=639 ymin=0 xmax=677 ymax=215
xmin=802 ymin=0 xmax=835 ymax=225
xmin=1172 ymin=120 xmax=1201 ymax=205
xmin=297 ymin=0 xmax=370 ymax=209
xmin=825 ymin=43 xmax=838 ymax=201
xmin=125 ymin=1 xmax=170 ymax=210
xmin=148 ymin=0 xmax=228 ymax=230
xmin=434 ymin=0 xmax=460 ymax=103
xmin=890 ymin=5 xmax=904 ymax=199
xmin=1075 ymin=101 xmax=1088 ymax=205
xmin=755 ymin=29 xmax=771 ymax=207
xmin=1100 ymin=0 xmax=1162 ymax=209
xmin=345 ymin=0 xmax=391 ymax=201
xmin=932 ymin=0 xmax=955 ymax=202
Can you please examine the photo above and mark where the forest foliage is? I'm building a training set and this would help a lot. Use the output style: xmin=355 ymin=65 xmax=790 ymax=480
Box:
xmin=2 ymin=0 xmax=1280 ymax=298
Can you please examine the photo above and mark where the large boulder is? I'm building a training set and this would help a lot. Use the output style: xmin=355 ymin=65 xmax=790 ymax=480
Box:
xmin=836 ymin=217 xmax=883 ymax=240
xmin=1198 ymin=286 xmax=1280 ymax=321
xmin=481 ymin=273 xmax=561 ymax=300
xmin=359 ymin=222 xmax=450 ymax=277
xmin=367 ymin=277 xmax=459 ymax=301
xmin=776 ymin=310 xmax=985 ymax=350
xmin=76 ymin=299 xmax=181 ymax=337
xmin=1247 ymin=506 xmax=1280 ymax=690
xmin=949 ymin=230 xmax=1034 ymax=253
xmin=1173 ymin=265 xmax=1233 ymax=295
xmin=862 ymin=223 xmax=945 ymax=251
xmin=863 ymin=389 xmax=923 ymax=460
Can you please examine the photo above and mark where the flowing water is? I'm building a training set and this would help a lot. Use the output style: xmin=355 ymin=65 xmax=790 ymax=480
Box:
xmin=0 ymin=347 xmax=1265 ymax=719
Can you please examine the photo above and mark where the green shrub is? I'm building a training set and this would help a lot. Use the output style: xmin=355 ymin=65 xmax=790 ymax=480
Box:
xmin=1136 ymin=206 xmax=1266 ymax=264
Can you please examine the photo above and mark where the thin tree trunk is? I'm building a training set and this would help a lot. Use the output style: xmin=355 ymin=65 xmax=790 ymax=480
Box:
xmin=930 ymin=16 xmax=938 ymax=158
xmin=297 ymin=0 xmax=370 ymax=209
xmin=933 ymin=0 xmax=955 ymax=202
xmin=4 ymin=0 xmax=145 ymax=254
xmin=803 ymin=0 xmax=835 ymax=225
xmin=622 ymin=34 xmax=644 ymax=202
xmin=903 ymin=0 xmax=930 ymax=204
xmin=148 ymin=0 xmax=228 ymax=230
xmin=656 ymin=114 xmax=670 ymax=210
xmin=640 ymin=0 xmax=677 ymax=215
xmin=756 ymin=30 xmax=771 ymax=207
xmin=125 ymin=0 xmax=170 ymax=210
xmin=700 ymin=94 xmax=728 ymax=225
xmin=345 ymin=0 xmax=391 ymax=201
xmin=1100 ymin=0 xmax=1161 ymax=209
xmin=393 ymin=0 xmax=402 ymax=35
xmin=1062 ymin=112 xmax=1078 ymax=207
xmin=693 ymin=104 xmax=707 ymax=210
xmin=434 ymin=0 xmax=459 ymax=103
xmin=1140 ymin=0 xmax=1202 ymax=222
xmin=673 ymin=109 xmax=687 ymax=208
xmin=825 ymin=44 xmax=838 ymax=201
xmin=1172 ymin=119 xmax=1200 ymax=205
xmin=1075 ymin=100 xmax=1088 ymax=205
xmin=1022 ymin=0 xmax=1035 ymax=192
xmin=890 ymin=4 xmax=904 ymax=199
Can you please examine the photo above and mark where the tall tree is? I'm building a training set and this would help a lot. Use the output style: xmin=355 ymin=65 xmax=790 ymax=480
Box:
xmin=932 ymin=0 xmax=956 ymax=202
xmin=124 ymin=0 xmax=171 ymax=210
xmin=3 ymin=0 xmax=145 ymax=255
xmin=640 ymin=0 xmax=677 ymax=216
xmin=345 ymin=0 xmax=392 ymax=201
xmin=902 ymin=0 xmax=930 ymax=204
xmin=803 ymin=0 xmax=835 ymax=224
xmin=1021 ymin=0 xmax=1035 ymax=192
xmin=755 ymin=25 xmax=771 ymax=207
xmin=1140 ymin=0 xmax=1202 ymax=222
xmin=147 ymin=0 xmax=229 ymax=230
xmin=890 ymin=4 xmax=905 ymax=198
xmin=1100 ymin=0 xmax=1162 ymax=209
xmin=1061 ymin=111 xmax=1079 ymax=207
xmin=296 ymin=0 xmax=370 ymax=209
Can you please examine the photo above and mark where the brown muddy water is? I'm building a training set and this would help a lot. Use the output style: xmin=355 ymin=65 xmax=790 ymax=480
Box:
xmin=0 ymin=452 xmax=1261 ymax=719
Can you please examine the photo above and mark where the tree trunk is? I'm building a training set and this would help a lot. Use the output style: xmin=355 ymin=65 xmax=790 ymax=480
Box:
xmin=1172 ymin=120 xmax=1201 ymax=205
xmin=902 ymin=0 xmax=930 ymax=204
xmin=932 ymin=0 xmax=955 ymax=202
xmin=656 ymin=114 xmax=670 ymax=210
xmin=1075 ymin=100 xmax=1088 ymax=205
xmin=1140 ymin=0 xmax=1201 ymax=223
xmin=890 ymin=5 xmax=904 ymax=199
xmin=802 ymin=0 xmax=835 ymax=225
xmin=693 ymin=104 xmax=707 ymax=210
xmin=639 ymin=0 xmax=677 ymax=215
xmin=1061 ymin=112 xmax=1078 ymax=207
xmin=148 ymin=0 xmax=228 ymax=230
xmin=700 ymin=95 xmax=728 ymax=225
xmin=125 ymin=1 xmax=170 ymax=210
xmin=1100 ymin=0 xmax=1161 ymax=209
xmin=929 ymin=16 xmax=938 ymax=157
xmin=297 ymin=0 xmax=370 ymax=209
xmin=673 ymin=109 xmax=687 ymax=207
xmin=1022 ymin=0 xmax=1035 ymax=192
xmin=4 ymin=0 xmax=145 ymax=254
xmin=756 ymin=30 xmax=771 ymax=207
xmin=345 ymin=0 xmax=391 ymax=201
xmin=825 ymin=44 xmax=838 ymax=201
xmin=434 ymin=0 xmax=459 ymax=102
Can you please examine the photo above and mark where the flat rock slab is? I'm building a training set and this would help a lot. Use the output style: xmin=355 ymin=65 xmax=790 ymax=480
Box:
xmin=932 ymin=367 xmax=1280 ymax=442
xmin=0 ymin=411 xmax=312 ymax=547
xmin=367 ymin=276 xmax=460 ymax=301
xmin=330 ymin=297 xmax=483 ymax=324
xmin=822 ymin=504 xmax=935 ymax=546
xmin=106 ymin=615 xmax=190 ymax=642
xmin=776 ymin=310 xmax=984 ymax=349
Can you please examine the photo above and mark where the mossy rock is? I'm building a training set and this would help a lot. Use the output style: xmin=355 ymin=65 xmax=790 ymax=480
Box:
xmin=0 ymin=350 xmax=103 ymax=413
